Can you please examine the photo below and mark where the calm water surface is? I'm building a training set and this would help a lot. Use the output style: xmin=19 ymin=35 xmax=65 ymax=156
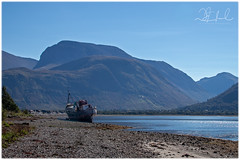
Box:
xmin=94 ymin=115 xmax=238 ymax=141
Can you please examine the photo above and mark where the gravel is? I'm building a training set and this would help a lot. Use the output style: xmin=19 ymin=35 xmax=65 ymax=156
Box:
xmin=2 ymin=114 xmax=238 ymax=158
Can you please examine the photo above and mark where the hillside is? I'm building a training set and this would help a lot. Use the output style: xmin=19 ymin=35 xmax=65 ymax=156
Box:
xmin=141 ymin=59 xmax=211 ymax=102
xmin=178 ymin=83 xmax=238 ymax=115
xmin=2 ymin=51 xmax=38 ymax=70
xmin=34 ymin=40 xmax=132 ymax=69
xmin=3 ymin=56 xmax=196 ymax=110
xmin=197 ymin=72 xmax=238 ymax=97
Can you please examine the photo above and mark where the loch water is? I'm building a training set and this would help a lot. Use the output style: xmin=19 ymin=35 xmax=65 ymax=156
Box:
xmin=94 ymin=115 xmax=238 ymax=141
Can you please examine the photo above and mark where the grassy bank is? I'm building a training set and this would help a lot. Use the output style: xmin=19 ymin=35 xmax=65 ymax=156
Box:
xmin=2 ymin=120 xmax=34 ymax=148
xmin=2 ymin=109 xmax=36 ymax=148
xmin=2 ymin=86 xmax=36 ymax=148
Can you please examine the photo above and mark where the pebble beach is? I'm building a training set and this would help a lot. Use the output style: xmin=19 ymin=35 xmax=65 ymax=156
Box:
xmin=2 ymin=114 xmax=238 ymax=158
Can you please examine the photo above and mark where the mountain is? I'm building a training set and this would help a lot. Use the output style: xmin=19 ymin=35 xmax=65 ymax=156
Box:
xmin=2 ymin=56 xmax=196 ymax=110
xmin=178 ymin=83 xmax=238 ymax=115
xmin=197 ymin=72 xmax=238 ymax=97
xmin=33 ymin=40 xmax=211 ymax=102
xmin=34 ymin=40 xmax=132 ymax=69
xmin=141 ymin=59 xmax=211 ymax=102
xmin=2 ymin=51 xmax=38 ymax=70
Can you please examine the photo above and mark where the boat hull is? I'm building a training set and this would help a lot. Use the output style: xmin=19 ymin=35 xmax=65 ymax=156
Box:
xmin=66 ymin=111 xmax=93 ymax=122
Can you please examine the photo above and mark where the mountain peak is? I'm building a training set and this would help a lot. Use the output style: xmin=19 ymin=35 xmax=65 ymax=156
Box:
xmin=57 ymin=40 xmax=94 ymax=46
xmin=216 ymin=72 xmax=236 ymax=78
xmin=200 ymin=72 xmax=237 ymax=81
xmin=34 ymin=40 xmax=132 ymax=69
xmin=197 ymin=72 xmax=238 ymax=97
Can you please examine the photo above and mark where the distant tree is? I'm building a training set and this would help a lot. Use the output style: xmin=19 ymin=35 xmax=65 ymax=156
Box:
xmin=2 ymin=86 xmax=19 ymax=112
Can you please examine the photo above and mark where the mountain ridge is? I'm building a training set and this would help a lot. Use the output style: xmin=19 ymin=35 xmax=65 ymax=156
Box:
xmin=2 ymin=51 xmax=38 ymax=70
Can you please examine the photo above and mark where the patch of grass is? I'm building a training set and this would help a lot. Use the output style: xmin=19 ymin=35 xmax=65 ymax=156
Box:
xmin=3 ymin=121 xmax=10 ymax=127
xmin=2 ymin=123 xmax=34 ymax=148
xmin=2 ymin=121 xmax=13 ymax=127
xmin=2 ymin=109 xmax=7 ymax=121
xmin=2 ymin=131 xmax=16 ymax=142
xmin=20 ymin=129 xmax=29 ymax=135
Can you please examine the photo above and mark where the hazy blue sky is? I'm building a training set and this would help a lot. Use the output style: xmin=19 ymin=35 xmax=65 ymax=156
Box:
xmin=2 ymin=2 xmax=238 ymax=81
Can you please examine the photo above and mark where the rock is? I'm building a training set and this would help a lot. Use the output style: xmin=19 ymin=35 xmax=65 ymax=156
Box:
xmin=182 ymin=154 xmax=191 ymax=158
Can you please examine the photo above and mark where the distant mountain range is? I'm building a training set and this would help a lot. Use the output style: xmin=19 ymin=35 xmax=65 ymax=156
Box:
xmin=197 ymin=72 xmax=238 ymax=97
xmin=2 ymin=40 xmax=238 ymax=111
xmin=178 ymin=83 xmax=238 ymax=115
xmin=2 ymin=51 xmax=38 ymax=70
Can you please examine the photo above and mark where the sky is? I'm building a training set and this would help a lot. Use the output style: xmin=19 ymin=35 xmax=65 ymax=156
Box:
xmin=2 ymin=2 xmax=238 ymax=81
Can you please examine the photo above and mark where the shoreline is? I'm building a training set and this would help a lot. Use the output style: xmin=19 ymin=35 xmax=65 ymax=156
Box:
xmin=96 ymin=114 xmax=238 ymax=117
xmin=2 ymin=114 xmax=238 ymax=158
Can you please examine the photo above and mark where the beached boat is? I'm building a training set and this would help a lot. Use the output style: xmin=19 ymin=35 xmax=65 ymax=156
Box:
xmin=65 ymin=91 xmax=97 ymax=123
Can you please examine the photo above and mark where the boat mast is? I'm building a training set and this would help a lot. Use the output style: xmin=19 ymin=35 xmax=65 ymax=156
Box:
xmin=67 ymin=90 xmax=70 ymax=103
